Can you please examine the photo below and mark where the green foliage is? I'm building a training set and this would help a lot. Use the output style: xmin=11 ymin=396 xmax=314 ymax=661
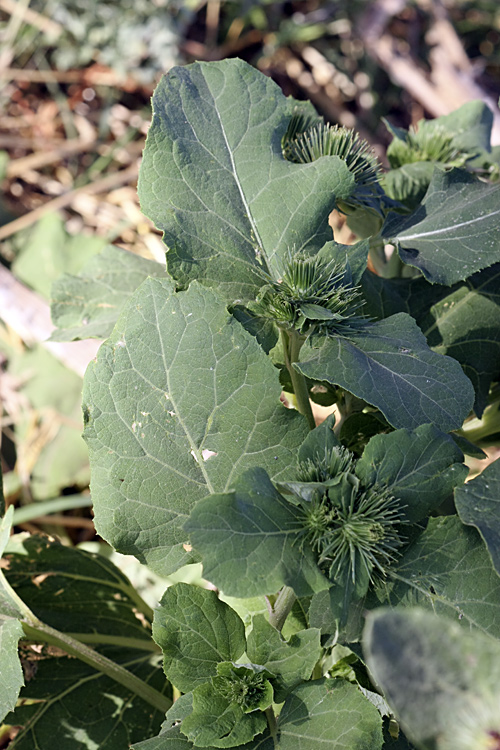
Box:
xmin=5 ymin=59 xmax=500 ymax=748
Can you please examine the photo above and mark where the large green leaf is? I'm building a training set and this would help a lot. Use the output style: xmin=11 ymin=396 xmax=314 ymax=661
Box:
xmin=153 ymin=583 xmax=246 ymax=692
xmin=6 ymin=651 xmax=167 ymax=750
xmin=246 ymin=615 xmax=321 ymax=702
xmin=83 ymin=279 xmax=308 ymax=576
xmin=355 ymin=424 xmax=467 ymax=523
xmin=138 ymin=59 xmax=354 ymax=303
xmin=363 ymin=608 xmax=500 ymax=750
xmin=383 ymin=516 xmax=500 ymax=638
xmin=361 ymin=265 xmax=500 ymax=416
xmin=185 ymin=467 xmax=328 ymax=598
xmin=295 ymin=314 xmax=474 ymax=431
xmin=4 ymin=534 xmax=170 ymax=748
xmin=50 ymin=245 xmax=167 ymax=341
xmin=4 ymin=534 xmax=155 ymax=643
xmin=455 ymin=457 xmax=500 ymax=577
xmin=278 ymin=679 xmax=383 ymax=749
xmin=383 ymin=168 xmax=500 ymax=285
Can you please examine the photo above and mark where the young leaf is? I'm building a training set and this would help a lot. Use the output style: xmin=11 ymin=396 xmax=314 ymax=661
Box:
xmin=355 ymin=424 xmax=468 ymax=523
xmin=295 ymin=313 xmax=474 ymax=431
xmin=138 ymin=59 xmax=355 ymax=303
xmin=83 ymin=279 xmax=308 ymax=576
xmin=180 ymin=678 xmax=267 ymax=748
xmin=185 ymin=467 xmax=329 ymax=598
xmin=277 ymin=679 xmax=383 ymax=749
xmin=153 ymin=583 xmax=246 ymax=692
xmin=50 ymin=245 xmax=167 ymax=342
xmin=455 ymin=457 xmax=500 ymax=577
xmin=246 ymin=614 xmax=321 ymax=702
xmin=383 ymin=168 xmax=500 ymax=285
xmin=364 ymin=608 xmax=500 ymax=750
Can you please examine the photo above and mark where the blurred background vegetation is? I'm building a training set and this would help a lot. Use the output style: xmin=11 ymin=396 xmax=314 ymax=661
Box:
xmin=0 ymin=0 xmax=499 ymax=670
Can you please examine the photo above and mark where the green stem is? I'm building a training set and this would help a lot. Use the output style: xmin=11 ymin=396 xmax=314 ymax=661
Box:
xmin=0 ymin=564 xmax=170 ymax=714
xmin=22 ymin=621 xmax=172 ymax=713
xmin=64 ymin=633 xmax=161 ymax=653
xmin=265 ymin=706 xmax=279 ymax=746
xmin=458 ymin=403 xmax=500 ymax=444
xmin=281 ymin=329 xmax=316 ymax=431
xmin=269 ymin=586 xmax=297 ymax=632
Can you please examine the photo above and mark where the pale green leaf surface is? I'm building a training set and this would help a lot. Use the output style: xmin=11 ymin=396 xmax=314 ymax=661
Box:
xmin=138 ymin=60 xmax=354 ymax=302
xmin=355 ymin=425 xmax=467 ymax=522
xmin=13 ymin=213 xmax=106 ymax=299
xmin=0 ymin=340 xmax=90 ymax=499
xmin=0 ymin=617 xmax=24 ymax=723
xmin=296 ymin=314 xmax=474 ymax=431
xmin=363 ymin=608 xmax=500 ymax=749
xmin=383 ymin=168 xmax=500 ymax=284
xmin=455 ymin=458 xmax=500 ymax=577
xmin=153 ymin=583 xmax=246 ymax=692
xmin=50 ymin=245 xmax=167 ymax=341
xmin=384 ymin=516 xmax=500 ymax=638
xmin=278 ymin=679 xmax=383 ymax=749
xmin=181 ymin=681 xmax=267 ymax=748
xmin=246 ymin=614 xmax=321 ymax=702
xmin=185 ymin=467 xmax=328 ymax=598
xmin=83 ymin=279 xmax=308 ymax=576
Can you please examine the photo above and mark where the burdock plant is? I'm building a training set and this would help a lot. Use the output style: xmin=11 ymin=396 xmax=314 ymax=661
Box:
xmin=4 ymin=58 xmax=500 ymax=750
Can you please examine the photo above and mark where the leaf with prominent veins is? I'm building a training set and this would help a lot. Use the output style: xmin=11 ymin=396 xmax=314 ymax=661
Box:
xmin=383 ymin=168 xmax=500 ymax=285
xmin=83 ymin=279 xmax=308 ymax=577
xmin=138 ymin=59 xmax=355 ymax=302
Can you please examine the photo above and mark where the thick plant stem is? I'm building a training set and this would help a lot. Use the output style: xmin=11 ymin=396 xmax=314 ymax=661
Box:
xmin=21 ymin=621 xmax=172 ymax=713
xmin=281 ymin=329 xmax=316 ymax=431
xmin=265 ymin=706 xmax=278 ymax=745
xmin=269 ymin=586 xmax=297 ymax=632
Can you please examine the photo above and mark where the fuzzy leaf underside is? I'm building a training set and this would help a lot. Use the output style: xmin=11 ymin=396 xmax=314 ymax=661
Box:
xmin=83 ymin=279 xmax=308 ymax=576
xmin=153 ymin=583 xmax=246 ymax=693
xmin=383 ymin=167 xmax=500 ymax=285
xmin=295 ymin=313 xmax=474 ymax=431
xmin=185 ymin=467 xmax=328 ymax=598
xmin=355 ymin=424 xmax=467 ymax=523
xmin=278 ymin=679 xmax=383 ymax=749
xmin=363 ymin=608 xmax=500 ymax=749
xmin=455 ymin=458 xmax=500 ymax=577
xmin=50 ymin=245 xmax=167 ymax=341
xmin=361 ymin=264 xmax=500 ymax=416
xmin=138 ymin=59 xmax=355 ymax=302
